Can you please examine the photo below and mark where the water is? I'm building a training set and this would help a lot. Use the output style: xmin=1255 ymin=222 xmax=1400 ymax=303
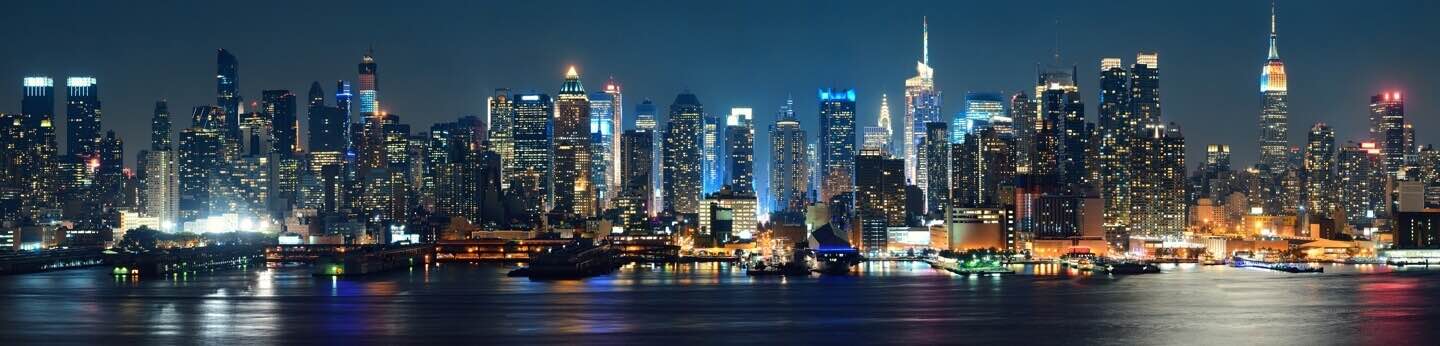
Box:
xmin=1 ymin=262 xmax=1438 ymax=344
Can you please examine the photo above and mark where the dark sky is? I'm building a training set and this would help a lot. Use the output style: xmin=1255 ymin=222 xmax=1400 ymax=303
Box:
xmin=3 ymin=0 xmax=1438 ymax=172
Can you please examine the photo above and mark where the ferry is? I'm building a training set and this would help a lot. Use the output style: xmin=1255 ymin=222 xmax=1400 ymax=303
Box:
xmin=507 ymin=240 xmax=622 ymax=280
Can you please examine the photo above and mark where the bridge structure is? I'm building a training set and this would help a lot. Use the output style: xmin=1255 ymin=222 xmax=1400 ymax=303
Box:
xmin=0 ymin=247 xmax=106 ymax=275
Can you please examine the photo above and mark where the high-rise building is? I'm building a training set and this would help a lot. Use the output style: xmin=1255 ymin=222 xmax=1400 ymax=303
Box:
xmin=217 ymin=49 xmax=240 ymax=141
xmin=553 ymin=66 xmax=593 ymax=217
xmin=864 ymin=95 xmax=893 ymax=152
xmin=725 ymin=108 xmax=755 ymax=192
xmin=65 ymin=77 xmax=102 ymax=157
xmin=634 ymin=100 xmax=661 ymax=216
xmin=1370 ymin=92 xmax=1406 ymax=177
xmin=620 ymin=129 xmax=654 ymax=219
xmin=1097 ymin=57 xmax=1134 ymax=237
xmin=1258 ymin=3 xmax=1290 ymax=173
xmin=923 ymin=122 xmax=949 ymax=215
xmin=905 ymin=17 xmax=942 ymax=194
xmin=589 ymin=89 xmax=615 ymax=211
xmin=178 ymin=106 xmax=226 ymax=222
xmin=702 ymin=111 xmax=722 ymax=194
xmin=261 ymin=90 xmax=298 ymax=155
xmin=1010 ymin=92 xmax=1036 ymax=174
xmin=511 ymin=92 xmax=553 ymax=222
xmin=14 ymin=77 xmax=59 ymax=216
xmin=143 ymin=101 xmax=177 ymax=229
xmin=1037 ymin=65 xmax=1086 ymax=192
xmin=1304 ymin=123 xmax=1337 ymax=217
xmin=486 ymin=89 xmax=514 ymax=182
xmin=818 ymin=88 xmax=857 ymax=205
xmin=769 ymin=103 xmax=808 ymax=218
xmin=358 ymin=49 xmax=379 ymax=115
xmin=664 ymin=92 xmax=704 ymax=214
xmin=954 ymin=92 xmax=1005 ymax=143
xmin=855 ymin=148 xmax=905 ymax=253
xmin=1337 ymin=141 xmax=1385 ymax=229
xmin=307 ymin=83 xmax=349 ymax=153
xmin=1131 ymin=123 xmax=1187 ymax=238
xmin=877 ymin=94 xmax=893 ymax=151
xmin=602 ymin=79 xmax=623 ymax=206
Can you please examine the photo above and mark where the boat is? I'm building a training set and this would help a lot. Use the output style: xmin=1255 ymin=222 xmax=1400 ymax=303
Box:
xmin=507 ymin=240 xmax=622 ymax=280
xmin=1104 ymin=262 xmax=1162 ymax=275
xmin=746 ymin=249 xmax=812 ymax=276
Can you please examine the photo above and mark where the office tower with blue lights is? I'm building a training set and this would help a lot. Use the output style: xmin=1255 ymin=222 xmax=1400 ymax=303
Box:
xmin=954 ymin=92 xmax=1004 ymax=143
xmin=216 ymin=49 xmax=240 ymax=142
xmin=553 ymin=67 xmax=594 ymax=218
xmin=818 ymin=88 xmax=857 ymax=205
xmin=725 ymin=108 xmax=755 ymax=192
xmin=65 ymin=77 xmax=102 ymax=157
xmin=589 ymin=80 xmax=619 ymax=211
xmin=905 ymin=17 xmax=941 ymax=198
xmin=511 ymin=92 xmax=553 ymax=223
xmin=702 ymin=110 xmax=722 ymax=195
xmin=1258 ymin=4 xmax=1289 ymax=173
xmin=769 ymin=99 xmax=808 ymax=220
xmin=664 ymin=92 xmax=703 ymax=215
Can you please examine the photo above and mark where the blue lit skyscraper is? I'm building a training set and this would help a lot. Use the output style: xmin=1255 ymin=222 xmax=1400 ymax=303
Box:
xmin=953 ymin=92 xmax=1005 ymax=143
xmin=589 ymin=78 xmax=621 ymax=211
xmin=216 ymin=49 xmax=240 ymax=141
xmin=818 ymin=88 xmax=857 ymax=204
xmin=357 ymin=49 xmax=379 ymax=115
xmin=634 ymin=99 xmax=661 ymax=216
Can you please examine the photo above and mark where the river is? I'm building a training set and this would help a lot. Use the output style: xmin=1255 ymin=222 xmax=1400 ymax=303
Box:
xmin=0 ymin=262 xmax=1436 ymax=344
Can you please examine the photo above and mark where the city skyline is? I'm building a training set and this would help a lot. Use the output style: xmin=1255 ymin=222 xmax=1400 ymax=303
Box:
xmin=3 ymin=1 xmax=1437 ymax=171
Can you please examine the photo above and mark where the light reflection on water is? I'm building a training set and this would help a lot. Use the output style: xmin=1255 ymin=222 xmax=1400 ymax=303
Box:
xmin=0 ymin=261 xmax=1437 ymax=344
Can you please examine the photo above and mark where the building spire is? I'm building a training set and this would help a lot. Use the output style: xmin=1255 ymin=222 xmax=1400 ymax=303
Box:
xmin=922 ymin=16 xmax=929 ymax=66
xmin=1268 ymin=0 xmax=1279 ymax=60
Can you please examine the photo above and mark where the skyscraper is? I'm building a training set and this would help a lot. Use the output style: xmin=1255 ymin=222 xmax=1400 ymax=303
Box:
xmin=1010 ymin=92 xmax=1036 ymax=173
xmin=145 ymin=101 xmax=178 ymax=230
xmin=487 ymin=89 xmax=514 ymax=182
xmin=17 ymin=77 xmax=59 ymax=215
xmin=1258 ymin=3 xmax=1290 ymax=173
xmin=65 ymin=77 xmax=102 ymax=157
xmin=1097 ymin=57 xmax=1133 ymax=236
xmin=308 ymin=85 xmax=349 ymax=153
xmin=261 ymin=90 xmax=298 ymax=155
xmin=725 ymin=108 xmax=755 ymax=192
xmin=1370 ymin=92 xmax=1406 ymax=177
xmin=818 ymin=88 xmax=857 ymax=204
xmin=635 ymin=100 xmax=661 ymax=216
xmin=923 ymin=122 xmax=950 ymax=215
xmin=511 ymin=92 xmax=553 ymax=223
xmin=769 ymin=102 xmax=808 ymax=218
xmin=702 ymin=110 xmax=722 ymax=194
xmin=1036 ymin=65 xmax=1086 ymax=192
xmin=589 ymin=79 xmax=621 ymax=211
xmin=954 ymin=92 xmax=1005 ymax=143
xmin=553 ymin=67 xmax=593 ymax=217
xmin=1304 ymin=123 xmax=1337 ymax=217
xmin=905 ymin=17 xmax=941 ymax=193
xmin=178 ymin=106 xmax=226 ymax=222
xmin=620 ymin=129 xmax=654 ymax=219
xmin=855 ymin=148 xmax=905 ymax=252
xmin=1337 ymin=141 xmax=1385 ymax=229
xmin=603 ymin=78 xmax=623 ymax=203
xmin=358 ymin=49 xmax=379 ymax=115
xmin=217 ymin=49 xmax=240 ymax=142
xmin=1131 ymin=123 xmax=1187 ymax=238
xmin=664 ymin=92 xmax=703 ymax=214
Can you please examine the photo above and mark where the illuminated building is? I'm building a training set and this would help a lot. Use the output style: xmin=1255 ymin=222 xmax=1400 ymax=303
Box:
xmin=357 ymin=49 xmax=379 ymax=115
xmin=1009 ymin=92 xmax=1036 ymax=173
xmin=702 ymin=110 xmax=721 ymax=194
xmin=1304 ymin=124 xmax=1337 ymax=217
xmin=553 ymin=66 xmax=594 ymax=217
xmin=854 ymin=149 xmax=905 ymax=252
xmin=769 ymin=101 xmax=809 ymax=218
xmin=590 ymin=78 xmax=623 ymax=210
xmin=486 ymin=89 xmax=514 ymax=183
xmin=634 ymin=100 xmax=661 ymax=216
xmin=725 ymin=107 xmax=754 ymax=192
xmin=1258 ymin=3 xmax=1289 ymax=173
xmin=953 ymin=127 xmax=1015 ymax=208
xmin=954 ymin=92 xmax=1005 ymax=143
xmin=922 ymin=122 xmax=949 ymax=215
xmin=944 ymin=207 xmax=1014 ymax=251
xmin=664 ymin=92 xmax=704 ymax=214
xmin=1394 ymin=211 xmax=1440 ymax=249
xmin=65 ymin=77 xmax=102 ymax=157
xmin=427 ymin=119 xmax=486 ymax=224
xmin=1036 ymin=64 xmax=1086 ymax=193
xmin=95 ymin=131 xmax=125 ymax=210
xmin=13 ymin=77 xmax=59 ymax=216
xmin=355 ymin=114 xmax=411 ymax=223
xmin=511 ymin=92 xmax=553 ymax=222
xmin=1370 ymin=92 xmax=1406 ymax=177
xmin=905 ymin=17 xmax=942 ymax=198
xmin=217 ymin=49 xmax=240 ymax=141
xmin=144 ymin=101 xmax=178 ymax=230
xmin=335 ymin=80 xmax=352 ymax=132
xmin=699 ymin=187 xmax=758 ymax=244
xmin=1131 ymin=123 xmax=1186 ymax=238
xmin=1097 ymin=57 xmax=1133 ymax=238
xmin=1337 ymin=141 xmax=1385 ymax=229
xmin=818 ymin=88 xmax=857 ymax=206
xmin=875 ymin=94 xmax=894 ymax=151
xmin=178 ymin=106 xmax=226 ymax=222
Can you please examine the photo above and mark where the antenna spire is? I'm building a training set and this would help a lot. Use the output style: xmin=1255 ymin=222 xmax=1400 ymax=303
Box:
xmin=922 ymin=16 xmax=929 ymax=65
xmin=1268 ymin=0 xmax=1280 ymax=60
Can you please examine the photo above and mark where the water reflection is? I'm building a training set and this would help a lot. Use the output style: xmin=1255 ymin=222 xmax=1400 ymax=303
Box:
xmin=0 ymin=262 xmax=1438 ymax=343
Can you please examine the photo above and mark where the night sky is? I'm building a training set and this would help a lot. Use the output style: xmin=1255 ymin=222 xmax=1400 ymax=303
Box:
xmin=3 ymin=0 xmax=1438 ymax=172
